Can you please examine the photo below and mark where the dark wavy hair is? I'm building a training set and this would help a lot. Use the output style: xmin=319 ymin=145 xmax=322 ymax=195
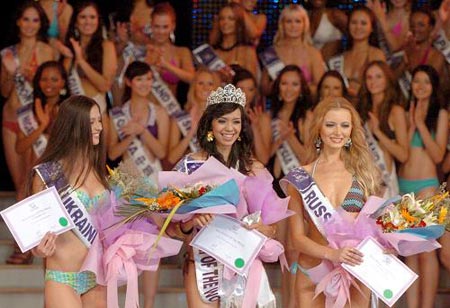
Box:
xmin=347 ymin=5 xmax=379 ymax=49
xmin=358 ymin=60 xmax=405 ymax=136
xmin=122 ymin=61 xmax=151 ymax=103
xmin=197 ymin=103 xmax=253 ymax=175
xmin=65 ymin=2 xmax=104 ymax=73
xmin=35 ymin=95 xmax=108 ymax=190
xmin=231 ymin=65 xmax=261 ymax=109
xmin=211 ymin=2 xmax=252 ymax=48
xmin=13 ymin=1 xmax=49 ymax=44
xmin=270 ymin=65 xmax=313 ymax=139
xmin=409 ymin=65 xmax=444 ymax=132
xmin=33 ymin=61 xmax=70 ymax=108
xmin=316 ymin=70 xmax=349 ymax=105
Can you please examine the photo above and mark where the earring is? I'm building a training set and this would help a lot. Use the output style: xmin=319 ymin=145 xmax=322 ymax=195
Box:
xmin=314 ymin=137 xmax=322 ymax=153
xmin=170 ymin=31 xmax=175 ymax=43
xmin=237 ymin=136 xmax=241 ymax=142
xmin=59 ymin=88 xmax=67 ymax=96
xmin=206 ymin=131 xmax=214 ymax=142
xmin=344 ymin=138 xmax=352 ymax=149
xmin=74 ymin=28 xmax=80 ymax=39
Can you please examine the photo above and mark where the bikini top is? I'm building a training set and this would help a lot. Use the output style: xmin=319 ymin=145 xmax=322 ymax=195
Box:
xmin=410 ymin=130 xmax=435 ymax=148
xmin=76 ymin=189 xmax=108 ymax=212
xmin=311 ymin=160 xmax=365 ymax=213
xmin=160 ymin=58 xmax=180 ymax=85
xmin=299 ymin=64 xmax=312 ymax=84
xmin=47 ymin=1 xmax=60 ymax=39
xmin=312 ymin=12 xmax=343 ymax=50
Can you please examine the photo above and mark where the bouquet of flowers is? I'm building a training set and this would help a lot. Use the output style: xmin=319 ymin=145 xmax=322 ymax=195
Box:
xmin=375 ymin=190 xmax=450 ymax=235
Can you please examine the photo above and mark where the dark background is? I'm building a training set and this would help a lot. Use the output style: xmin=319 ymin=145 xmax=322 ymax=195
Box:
xmin=0 ymin=0 xmax=443 ymax=191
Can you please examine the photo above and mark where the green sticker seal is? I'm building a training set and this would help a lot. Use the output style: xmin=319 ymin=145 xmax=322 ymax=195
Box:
xmin=59 ymin=217 xmax=68 ymax=227
xmin=383 ymin=289 xmax=393 ymax=299
xmin=234 ymin=258 xmax=245 ymax=268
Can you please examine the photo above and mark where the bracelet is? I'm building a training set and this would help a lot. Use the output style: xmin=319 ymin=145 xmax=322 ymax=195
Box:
xmin=180 ymin=222 xmax=193 ymax=235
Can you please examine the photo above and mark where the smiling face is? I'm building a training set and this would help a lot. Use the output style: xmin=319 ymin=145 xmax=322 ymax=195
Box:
xmin=219 ymin=7 xmax=237 ymax=36
xmin=279 ymin=71 xmax=302 ymax=104
xmin=90 ymin=105 xmax=102 ymax=145
xmin=76 ymin=5 xmax=99 ymax=36
xmin=320 ymin=108 xmax=352 ymax=151
xmin=349 ymin=10 xmax=372 ymax=41
xmin=282 ymin=10 xmax=304 ymax=39
xmin=320 ymin=76 xmax=344 ymax=100
xmin=128 ymin=71 xmax=153 ymax=98
xmin=151 ymin=13 xmax=174 ymax=44
xmin=410 ymin=12 xmax=432 ymax=44
xmin=17 ymin=7 xmax=41 ymax=38
xmin=365 ymin=64 xmax=387 ymax=96
xmin=194 ymin=71 xmax=216 ymax=103
xmin=211 ymin=108 xmax=242 ymax=149
xmin=39 ymin=67 xmax=65 ymax=99
xmin=411 ymin=71 xmax=432 ymax=101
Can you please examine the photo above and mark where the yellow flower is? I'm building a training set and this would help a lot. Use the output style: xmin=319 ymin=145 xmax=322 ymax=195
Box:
xmin=401 ymin=208 xmax=417 ymax=224
xmin=439 ymin=207 xmax=448 ymax=224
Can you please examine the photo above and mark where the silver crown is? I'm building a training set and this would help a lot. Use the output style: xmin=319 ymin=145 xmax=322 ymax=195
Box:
xmin=206 ymin=84 xmax=246 ymax=107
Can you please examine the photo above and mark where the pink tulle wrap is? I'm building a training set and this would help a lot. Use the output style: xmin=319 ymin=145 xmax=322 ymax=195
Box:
xmin=307 ymin=196 xmax=442 ymax=308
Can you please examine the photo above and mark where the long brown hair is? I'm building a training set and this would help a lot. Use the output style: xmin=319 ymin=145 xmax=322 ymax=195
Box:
xmin=34 ymin=95 xmax=108 ymax=190
xmin=307 ymin=97 xmax=381 ymax=197
xmin=358 ymin=60 xmax=405 ymax=136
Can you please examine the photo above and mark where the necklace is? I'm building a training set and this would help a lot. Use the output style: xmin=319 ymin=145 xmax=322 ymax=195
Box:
xmin=217 ymin=42 xmax=238 ymax=52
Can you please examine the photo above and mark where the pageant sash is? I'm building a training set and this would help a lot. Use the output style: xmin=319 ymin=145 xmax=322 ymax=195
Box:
xmin=1 ymin=46 xmax=34 ymax=106
xmin=67 ymin=67 xmax=85 ymax=96
xmin=433 ymin=29 xmax=450 ymax=64
xmin=376 ymin=22 xmax=393 ymax=61
xmin=110 ymin=101 xmax=162 ymax=179
xmin=280 ymin=167 xmax=336 ymax=237
xmin=364 ymin=123 xmax=391 ymax=188
xmin=117 ymin=42 xmax=147 ymax=87
xmin=150 ymin=67 xmax=182 ymax=116
xmin=192 ymin=44 xmax=227 ymax=71
xmin=259 ymin=46 xmax=285 ymax=80
xmin=272 ymin=119 xmax=300 ymax=175
xmin=193 ymin=247 xmax=223 ymax=303
xmin=398 ymin=71 xmax=411 ymax=100
xmin=172 ymin=110 xmax=201 ymax=152
xmin=34 ymin=162 xmax=97 ymax=248
xmin=327 ymin=54 xmax=349 ymax=88
xmin=16 ymin=104 xmax=47 ymax=158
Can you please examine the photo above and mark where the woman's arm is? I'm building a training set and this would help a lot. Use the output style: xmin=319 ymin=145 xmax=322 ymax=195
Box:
xmin=107 ymin=116 xmax=135 ymax=161
xmin=139 ymin=106 xmax=169 ymax=159
xmin=371 ymin=105 xmax=409 ymax=163
xmin=287 ymin=184 xmax=362 ymax=265
xmin=249 ymin=108 xmax=271 ymax=165
xmin=72 ymin=39 xmax=117 ymax=93
xmin=417 ymin=109 xmax=449 ymax=164
xmin=159 ymin=47 xmax=195 ymax=84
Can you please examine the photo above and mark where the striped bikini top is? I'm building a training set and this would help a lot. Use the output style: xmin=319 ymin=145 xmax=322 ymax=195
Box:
xmin=312 ymin=160 xmax=365 ymax=213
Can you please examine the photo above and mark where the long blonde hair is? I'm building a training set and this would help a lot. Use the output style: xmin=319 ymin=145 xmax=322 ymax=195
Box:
xmin=273 ymin=4 xmax=312 ymax=46
xmin=185 ymin=67 xmax=220 ymax=111
xmin=307 ymin=97 xmax=381 ymax=197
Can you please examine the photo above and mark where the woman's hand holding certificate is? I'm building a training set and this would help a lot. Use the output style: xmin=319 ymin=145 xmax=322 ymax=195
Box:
xmin=0 ymin=187 xmax=74 ymax=253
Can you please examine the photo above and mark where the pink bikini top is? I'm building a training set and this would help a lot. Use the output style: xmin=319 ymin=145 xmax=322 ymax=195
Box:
xmin=160 ymin=58 xmax=180 ymax=85
xmin=299 ymin=65 xmax=312 ymax=84
xmin=391 ymin=21 xmax=403 ymax=37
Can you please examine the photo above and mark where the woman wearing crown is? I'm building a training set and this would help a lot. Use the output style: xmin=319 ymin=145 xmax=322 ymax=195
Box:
xmin=172 ymin=84 xmax=291 ymax=307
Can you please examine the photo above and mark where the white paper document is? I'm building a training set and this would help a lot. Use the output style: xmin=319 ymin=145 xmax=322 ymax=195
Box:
xmin=190 ymin=215 xmax=267 ymax=275
xmin=342 ymin=237 xmax=418 ymax=307
xmin=1 ymin=187 xmax=75 ymax=252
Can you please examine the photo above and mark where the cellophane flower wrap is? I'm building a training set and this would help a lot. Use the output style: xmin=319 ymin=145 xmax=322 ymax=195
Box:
xmin=81 ymin=161 xmax=184 ymax=308
xmin=306 ymin=188 xmax=450 ymax=308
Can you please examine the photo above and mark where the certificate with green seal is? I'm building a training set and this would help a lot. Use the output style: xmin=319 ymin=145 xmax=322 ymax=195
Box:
xmin=342 ymin=237 xmax=418 ymax=307
xmin=190 ymin=215 xmax=267 ymax=275
xmin=1 ymin=186 xmax=75 ymax=252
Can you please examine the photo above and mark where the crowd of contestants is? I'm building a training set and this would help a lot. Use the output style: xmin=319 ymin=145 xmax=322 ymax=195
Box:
xmin=3 ymin=0 xmax=450 ymax=307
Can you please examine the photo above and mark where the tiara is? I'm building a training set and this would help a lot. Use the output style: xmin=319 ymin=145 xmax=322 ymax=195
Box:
xmin=206 ymin=84 xmax=246 ymax=107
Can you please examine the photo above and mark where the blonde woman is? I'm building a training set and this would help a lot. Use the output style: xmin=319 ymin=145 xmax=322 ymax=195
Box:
xmin=261 ymin=4 xmax=325 ymax=97
xmin=282 ymin=97 xmax=380 ymax=307
xmin=167 ymin=68 xmax=220 ymax=167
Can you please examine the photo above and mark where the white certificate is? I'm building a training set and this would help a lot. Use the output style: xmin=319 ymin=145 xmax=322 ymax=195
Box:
xmin=1 ymin=186 xmax=75 ymax=252
xmin=342 ymin=237 xmax=418 ymax=307
xmin=190 ymin=215 xmax=267 ymax=275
